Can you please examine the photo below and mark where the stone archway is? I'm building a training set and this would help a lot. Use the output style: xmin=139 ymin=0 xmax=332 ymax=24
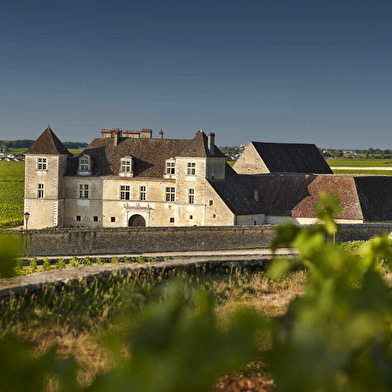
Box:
xmin=128 ymin=214 xmax=146 ymax=227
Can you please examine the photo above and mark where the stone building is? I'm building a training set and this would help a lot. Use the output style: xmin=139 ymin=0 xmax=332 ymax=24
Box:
xmin=24 ymin=127 xmax=392 ymax=230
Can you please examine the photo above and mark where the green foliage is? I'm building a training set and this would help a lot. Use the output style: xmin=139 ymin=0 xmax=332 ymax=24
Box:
xmin=30 ymin=257 xmax=38 ymax=273
xmin=111 ymin=256 xmax=119 ymax=264
xmin=56 ymin=258 xmax=66 ymax=269
xmin=137 ymin=255 xmax=145 ymax=264
xmin=268 ymin=197 xmax=392 ymax=391
xmin=149 ymin=256 xmax=157 ymax=263
xmin=0 ymin=236 xmax=20 ymax=278
xmin=0 ymin=162 xmax=24 ymax=228
xmin=90 ymin=285 xmax=265 ymax=392
xmin=123 ymin=256 xmax=131 ymax=263
xmin=96 ymin=257 xmax=104 ymax=265
xmin=43 ymin=257 xmax=51 ymax=272
xmin=83 ymin=257 xmax=92 ymax=267
xmin=70 ymin=256 xmax=79 ymax=267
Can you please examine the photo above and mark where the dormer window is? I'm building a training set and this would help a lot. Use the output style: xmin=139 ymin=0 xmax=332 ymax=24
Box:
xmin=37 ymin=157 xmax=47 ymax=170
xmin=77 ymin=154 xmax=92 ymax=176
xmin=120 ymin=156 xmax=133 ymax=177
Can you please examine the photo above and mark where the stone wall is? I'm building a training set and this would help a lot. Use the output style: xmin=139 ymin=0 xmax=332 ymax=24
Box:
xmin=11 ymin=223 xmax=392 ymax=257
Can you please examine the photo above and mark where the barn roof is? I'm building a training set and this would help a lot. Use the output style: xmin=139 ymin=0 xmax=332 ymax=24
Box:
xmin=251 ymin=142 xmax=333 ymax=174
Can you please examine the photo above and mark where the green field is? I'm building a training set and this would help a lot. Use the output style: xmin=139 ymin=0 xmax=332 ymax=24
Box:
xmin=0 ymin=161 xmax=24 ymax=228
xmin=332 ymin=169 xmax=392 ymax=175
xmin=5 ymin=147 xmax=84 ymax=155
xmin=327 ymin=159 xmax=392 ymax=167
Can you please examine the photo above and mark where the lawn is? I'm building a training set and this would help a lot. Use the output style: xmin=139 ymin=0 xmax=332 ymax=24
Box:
xmin=0 ymin=161 xmax=24 ymax=228
xmin=332 ymin=169 xmax=392 ymax=175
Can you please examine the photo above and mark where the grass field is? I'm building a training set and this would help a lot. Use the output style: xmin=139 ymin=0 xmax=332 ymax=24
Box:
xmin=0 ymin=161 xmax=24 ymax=228
xmin=5 ymin=147 xmax=84 ymax=155
xmin=327 ymin=159 xmax=392 ymax=167
xmin=332 ymin=169 xmax=392 ymax=175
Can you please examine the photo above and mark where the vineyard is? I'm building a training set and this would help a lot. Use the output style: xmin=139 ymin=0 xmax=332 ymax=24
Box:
xmin=0 ymin=161 xmax=24 ymax=228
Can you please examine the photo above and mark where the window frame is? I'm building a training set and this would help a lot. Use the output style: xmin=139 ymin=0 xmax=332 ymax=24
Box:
xmin=165 ymin=187 xmax=176 ymax=202
xmin=37 ymin=157 xmax=47 ymax=170
xmin=139 ymin=186 xmax=146 ymax=201
xmin=37 ymin=183 xmax=44 ymax=198
xmin=120 ymin=185 xmax=130 ymax=200
xmin=187 ymin=162 xmax=196 ymax=176
xmin=188 ymin=188 xmax=195 ymax=204
xmin=166 ymin=161 xmax=175 ymax=174
xmin=79 ymin=184 xmax=89 ymax=199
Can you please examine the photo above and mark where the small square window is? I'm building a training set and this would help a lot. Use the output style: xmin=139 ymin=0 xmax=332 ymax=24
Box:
xmin=209 ymin=200 xmax=213 ymax=206
xmin=212 ymin=214 xmax=216 ymax=218
xmin=187 ymin=162 xmax=196 ymax=175
xmin=93 ymin=216 xmax=99 ymax=222
xmin=189 ymin=215 xmax=193 ymax=220
xmin=111 ymin=217 xmax=116 ymax=222
xmin=170 ymin=217 xmax=175 ymax=223
xmin=76 ymin=216 xmax=81 ymax=222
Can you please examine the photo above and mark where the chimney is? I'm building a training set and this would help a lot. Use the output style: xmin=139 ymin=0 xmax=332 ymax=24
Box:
xmin=123 ymin=131 xmax=140 ymax=139
xmin=101 ymin=129 xmax=112 ymax=138
xmin=111 ymin=129 xmax=122 ymax=146
xmin=208 ymin=132 xmax=215 ymax=155
xmin=140 ymin=129 xmax=153 ymax=139
xmin=159 ymin=130 xmax=164 ymax=139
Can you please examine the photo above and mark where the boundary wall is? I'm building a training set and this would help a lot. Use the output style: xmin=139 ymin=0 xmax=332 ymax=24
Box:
xmin=7 ymin=223 xmax=392 ymax=257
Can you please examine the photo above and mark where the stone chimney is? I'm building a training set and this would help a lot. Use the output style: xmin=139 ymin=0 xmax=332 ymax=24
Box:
xmin=159 ymin=130 xmax=164 ymax=139
xmin=123 ymin=131 xmax=140 ymax=139
xmin=111 ymin=129 xmax=122 ymax=146
xmin=140 ymin=129 xmax=153 ymax=139
xmin=208 ymin=132 xmax=215 ymax=155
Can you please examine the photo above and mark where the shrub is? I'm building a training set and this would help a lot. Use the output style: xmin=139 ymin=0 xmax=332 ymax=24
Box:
xmin=123 ymin=256 xmax=131 ymax=263
xmin=30 ymin=258 xmax=38 ymax=273
xmin=111 ymin=256 xmax=119 ymax=264
xmin=69 ymin=256 xmax=79 ymax=268
xmin=56 ymin=258 xmax=66 ymax=269
xmin=96 ymin=257 xmax=104 ymax=265
xmin=42 ymin=258 xmax=51 ymax=272
xmin=83 ymin=257 xmax=92 ymax=267
xmin=137 ymin=256 xmax=145 ymax=264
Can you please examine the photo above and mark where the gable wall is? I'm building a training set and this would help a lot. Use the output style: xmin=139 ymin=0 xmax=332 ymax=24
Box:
xmin=233 ymin=143 xmax=270 ymax=174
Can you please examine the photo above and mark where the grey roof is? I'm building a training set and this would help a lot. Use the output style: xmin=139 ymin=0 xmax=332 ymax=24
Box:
xmin=66 ymin=131 xmax=225 ymax=177
xmin=25 ymin=127 xmax=71 ymax=156
xmin=251 ymin=142 xmax=333 ymax=174
xmin=211 ymin=173 xmax=392 ymax=221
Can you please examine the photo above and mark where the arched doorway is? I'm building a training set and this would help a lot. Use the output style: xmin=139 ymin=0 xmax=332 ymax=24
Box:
xmin=128 ymin=214 xmax=146 ymax=227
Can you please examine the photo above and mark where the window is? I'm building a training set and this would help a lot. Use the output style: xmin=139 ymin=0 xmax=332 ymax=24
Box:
xmin=37 ymin=183 xmax=44 ymax=198
xmin=170 ymin=217 xmax=175 ymax=223
xmin=93 ymin=216 xmax=99 ymax=222
xmin=165 ymin=187 xmax=176 ymax=202
xmin=80 ymin=157 xmax=89 ymax=171
xmin=120 ymin=156 xmax=133 ymax=174
xmin=209 ymin=200 xmax=213 ymax=206
xmin=79 ymin=184 xmax=89 ymax=198
xmin=187 ymin=162 xmax=196 ymax=175
xmin=111 ymin=217 xmax=116 ymax=222
xmin=120 ymin=185 xmax=130 ymax=200
xmin=189 ymin=215 xmax=194 ymax=220
xmin=212 ymin=214 xmax=216 ymax=218
xmin=140 ymin=186 xmax=146 ymax=201
xmin=37 ymin=157 xmax=47 ymax=170
xmin=76 ymin=216 xmax=81 ymax=222
xmin=188 ymin=188 xmax=195 ymax=204
xmin=166 ymin=162 xmax=175 ymax=174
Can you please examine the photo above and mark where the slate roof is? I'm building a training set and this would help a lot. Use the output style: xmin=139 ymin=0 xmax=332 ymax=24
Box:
xmin=211 ymin=173 xmax=392 ymax=221
xmin=25 ymin=127 xmax=71 ymax=156
xmin=67 ymin=131 xmax=226 ymax=177
xmin=251 ymin=142 xmax=333 ymax=174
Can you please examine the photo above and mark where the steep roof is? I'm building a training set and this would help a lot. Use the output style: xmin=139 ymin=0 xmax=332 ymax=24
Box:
xmin=25 ymin=126 xmax=71 ymax=155
xmin=251 ymin=142 xmax=333 ymax=174
xmin=67 ymin=131 xmax=225 ymax=177
xmin=177 ymin=131 xmax=226 ymax=158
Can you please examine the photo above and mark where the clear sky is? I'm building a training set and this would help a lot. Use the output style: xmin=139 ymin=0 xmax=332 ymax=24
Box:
xmin=1 ymin=0 xmax=392 ymax=149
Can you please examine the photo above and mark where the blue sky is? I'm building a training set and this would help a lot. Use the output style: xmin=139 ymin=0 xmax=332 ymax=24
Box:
xmin=1 ymin=0 xmax=392 ymax=148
